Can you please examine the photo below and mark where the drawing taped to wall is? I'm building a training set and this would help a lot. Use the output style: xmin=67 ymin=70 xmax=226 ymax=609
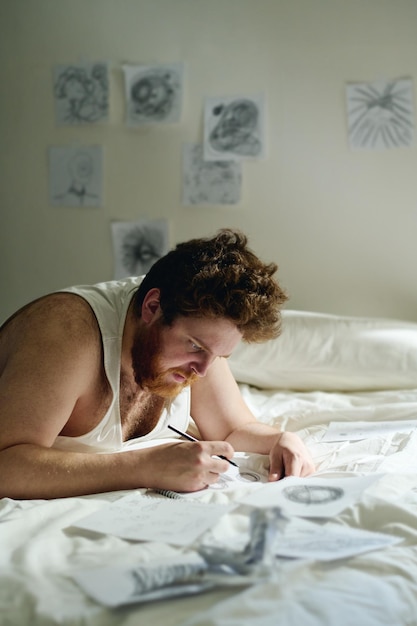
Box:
xmin=53 ymin=63 xmax=109 ymax=125
xmin=346 ymin=78 xmax=414 ymax=150
xmin=111 ymin=219 xmax=169 ymax=279
xmin=49 ymin=145 xmax=103 ymax=207
xmin=204 ymin=95 xmax=266 ymax=161
xmin=182 ymin=143 xmax=241 ymax=206
xmin=123 ymin=63 xmax=184 ymax=125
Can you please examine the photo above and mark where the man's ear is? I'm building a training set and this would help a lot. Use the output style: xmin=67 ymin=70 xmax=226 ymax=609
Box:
xmin=141 ymin=288 xmax=161 ymax=324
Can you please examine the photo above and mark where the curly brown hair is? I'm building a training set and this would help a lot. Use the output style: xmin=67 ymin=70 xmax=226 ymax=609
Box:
xmin=133 ymin=229 xmax=288 ymax=342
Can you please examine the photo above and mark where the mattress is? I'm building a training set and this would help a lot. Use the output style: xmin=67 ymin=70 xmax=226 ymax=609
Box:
xmin=1 ymin=310 xmax=417 ymax=625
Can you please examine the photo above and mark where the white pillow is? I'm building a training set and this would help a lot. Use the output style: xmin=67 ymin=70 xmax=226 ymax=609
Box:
xmin=229 ymin=310 xmax=417 ymax=391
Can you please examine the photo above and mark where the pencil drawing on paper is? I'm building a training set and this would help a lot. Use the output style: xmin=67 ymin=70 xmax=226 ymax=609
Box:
xmin=49 ymin=145 xmax=103 ymax=208
xmin=283 ymin=485 xmax=344 ymax=505
xmin=53 ymin=63 xmax=109 ymax=125
xmin=346 ymin=78 xmax=414 ymax=150
xmin=209 ymin=469 xmax=261 ymax=490
xmin=284 ymin=534 xmax=366 ymax=553
xmin=123 ymin=63 xmax=184 ymax=125
xmin=204 ymin=95 xmax=265 ymax=161
xmin=182 ymin=143 xmax=241 ymax=206
xmin=111 ymin=219 xmax=169 ymax=279
xmin=237 ymin=470 xmax=261 ymax=483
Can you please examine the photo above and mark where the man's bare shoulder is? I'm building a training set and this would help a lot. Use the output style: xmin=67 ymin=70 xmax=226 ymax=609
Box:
xmin=0 ymin=293 xmax=101 ymax=369
xmin=0 ymin=293 xmax=107 ymax=450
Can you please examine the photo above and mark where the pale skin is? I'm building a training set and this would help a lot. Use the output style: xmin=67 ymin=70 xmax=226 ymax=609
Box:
xmin=0 ymin=288 xmax=314 ymax=499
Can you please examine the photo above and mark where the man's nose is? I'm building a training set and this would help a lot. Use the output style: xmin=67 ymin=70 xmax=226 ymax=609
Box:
xmin=190 ymin=353 xmax=215 ymax=377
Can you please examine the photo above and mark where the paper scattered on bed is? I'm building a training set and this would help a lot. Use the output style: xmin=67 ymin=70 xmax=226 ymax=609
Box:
xmin=70 ymin=492 xmax=235 ymax=546
xmin=71 ymin=508 xmax=282 ymax=607
xmin=238 ymin=475 xmax=381 ymax=518
xmin=274 ymin=520 xmax=401 ymax=561
xmin=71 ymin=509 xmax=401 ymax=608
xmin=71 ymin=553 xmax=212 ymax=608
xmin=323 ymin=420 xmax=417 ymax=442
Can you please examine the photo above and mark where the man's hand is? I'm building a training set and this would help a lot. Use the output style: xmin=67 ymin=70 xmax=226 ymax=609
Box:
xmin=141 ymin=440 xmax=235 ymax=492
xmin=268 ymin=432 xmax=315 ymax=481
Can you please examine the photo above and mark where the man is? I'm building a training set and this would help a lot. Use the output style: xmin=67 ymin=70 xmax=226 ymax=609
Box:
xmin=0 ymin=229 xmax=314 ymax=499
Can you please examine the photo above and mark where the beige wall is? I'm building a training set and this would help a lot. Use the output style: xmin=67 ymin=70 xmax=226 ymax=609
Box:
xmin=1 ymin=0 xmax=417 ymax=322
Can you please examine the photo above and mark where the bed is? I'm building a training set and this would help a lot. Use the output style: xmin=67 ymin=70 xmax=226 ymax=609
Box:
xmin=2 ymin=309 xmax=417 ymax=626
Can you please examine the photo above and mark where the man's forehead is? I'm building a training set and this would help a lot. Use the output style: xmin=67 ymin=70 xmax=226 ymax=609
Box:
xmin=171 ymin=315 xmax=242 ymax=353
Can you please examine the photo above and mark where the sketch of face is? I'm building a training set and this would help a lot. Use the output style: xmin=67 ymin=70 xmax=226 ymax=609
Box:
xmin=69 ymin=152 xmax=94 ymax=186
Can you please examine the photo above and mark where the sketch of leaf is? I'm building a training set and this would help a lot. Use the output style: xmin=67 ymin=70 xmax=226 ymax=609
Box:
xmin=346 ymin=79 xmax=414 ymax=150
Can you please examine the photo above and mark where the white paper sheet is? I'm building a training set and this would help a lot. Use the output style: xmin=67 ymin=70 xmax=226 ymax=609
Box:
xmin=182 ymin=143 xmax=241 ymax=206
xmin=49 ymin=145 xmax=103 ymax=208
xmin=111 ymin=218 xmax=169 ymax=279
xmin=205 ymin=461 xmax=267 ymax=492
xmin=4 ymin=383 xmax=417 ymax=626
xmin=346 ymin=78 xmax=414 ymax=150
xmin=238 ymin=475 xmax=381 ymax=518
xmin=71 ymin=520 xmax=401 ymax=609
xmin=323 ymin=420 xmax=417 ymax=442
xmin=71 ymin=553 xmax=209 ymax=607
xmin=274 ymin=521 xmax=401 ymax=561
xmin=203 ymin=94 xmax=266 ymax=161
xmin=53 ymin=62 xmax=109 ymax=125
xmin=70 ymin=492 xmax=235 ymax=546
xmin=122 ymin=63 xmax=184 ymax=125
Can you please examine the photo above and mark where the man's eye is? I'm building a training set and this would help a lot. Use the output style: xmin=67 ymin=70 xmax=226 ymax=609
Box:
xmin=190 ymin=341 xmax=203 ymax=352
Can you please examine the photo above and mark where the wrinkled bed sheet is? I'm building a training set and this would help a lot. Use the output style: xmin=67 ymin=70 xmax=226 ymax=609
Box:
xmin=2 ymin=384 xmax=417 ymax=626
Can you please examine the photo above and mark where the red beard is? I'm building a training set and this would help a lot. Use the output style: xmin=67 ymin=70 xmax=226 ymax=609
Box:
xmin=131 ymin=319 xmax=198 ymax=400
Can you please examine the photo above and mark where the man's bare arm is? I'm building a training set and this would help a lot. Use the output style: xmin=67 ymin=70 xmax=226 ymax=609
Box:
xmin=190 ymin=357 xmax=315 ymax=478
xmin=0 ymin=439 xmax=234 ymax=499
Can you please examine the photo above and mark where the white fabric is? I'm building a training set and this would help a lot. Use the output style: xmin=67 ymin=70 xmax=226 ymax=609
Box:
xmin=229 ymin=309 xmax=417 ymax=391
xmin=2 ymin=311 xmax=417 ymax=625
xmin=53 ymin=277 xmax=190 ymax=452
xmin=2 ymin=383 xmax=417 ymax=625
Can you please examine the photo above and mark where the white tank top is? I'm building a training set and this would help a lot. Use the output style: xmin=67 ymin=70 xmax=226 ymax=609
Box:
xmin=53 ymin=276 xmax=191 ymax=453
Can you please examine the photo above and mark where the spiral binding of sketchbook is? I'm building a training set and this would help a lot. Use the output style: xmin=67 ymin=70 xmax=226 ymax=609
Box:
xmin=152 ymin=489 xmax=184 ymax=500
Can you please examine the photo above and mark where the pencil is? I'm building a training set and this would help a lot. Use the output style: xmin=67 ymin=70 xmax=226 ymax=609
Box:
xmin=168 ymin=424 xmax=239 ymax=468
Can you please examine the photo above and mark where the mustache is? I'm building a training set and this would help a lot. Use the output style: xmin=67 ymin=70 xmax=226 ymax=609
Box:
xmin=141 ymin=369 xmax=199 ymax=400
xmin=170 ymin=369 xmax=199 ymax=386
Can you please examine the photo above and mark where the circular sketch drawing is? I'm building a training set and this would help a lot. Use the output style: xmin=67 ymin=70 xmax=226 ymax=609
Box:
xmin=283 ymin=485 xmax=344 ymax=505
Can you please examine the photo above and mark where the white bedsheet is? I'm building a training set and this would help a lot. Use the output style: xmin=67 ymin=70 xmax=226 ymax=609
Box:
xmin=2 ymin=383 xmax=417 ymax=625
